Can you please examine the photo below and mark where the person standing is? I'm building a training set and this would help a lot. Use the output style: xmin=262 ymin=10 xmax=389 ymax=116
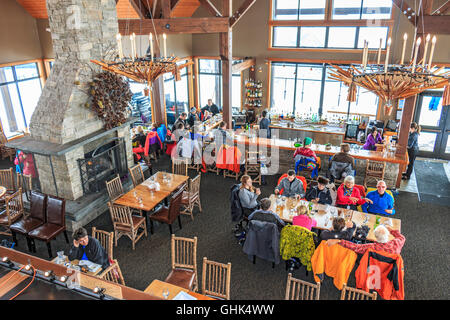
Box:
xmin=258 ymin=110 xmax=271 ymax=138
xmin=363 ymin=126 xmax=383 ymax=151
xmin=403 ymin=122 xmax=420 ymax=180
xmin=203 ymin=99 xmax=220 ymax=116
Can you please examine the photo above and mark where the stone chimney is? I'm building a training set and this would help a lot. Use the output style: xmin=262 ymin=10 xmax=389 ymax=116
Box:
xmin=27 ymin=0 xmax=133 ymax=200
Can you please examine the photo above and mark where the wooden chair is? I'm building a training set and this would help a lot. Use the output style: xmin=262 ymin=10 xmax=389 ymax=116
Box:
xmin=201 ymin=257 xmax=232 ymax=300
xmin=187 ymin=155 xmax=202 ymax=172
xmin=0 ymin=189 xmax=24 ymax=237
xmin=364 ymin=160 xmax=386 ymax=188
xmin=0 ymin=168 xmax=16 ymax=194
xmin=149 ymin=188 xmax=184 ymax=235
xmin=164 ymin=234 xmax=198 ymax=292
xmin=16 ymin=172 xmax=32 ymax=200
xmin=244 ymin=151 xmax=262 ymax=185
xmin=92 ymin=227 xmax=114 ymax=260
xmin=129 ymin=164 xmax=145 ymax=187
xmin=172 ymin=159 xmax=188 ymax=176
xmin=106 ymin=174 xmax=124 ymax=202
xmin=340 ymin=283 xmax=377 ymax=300
xmin=98 ymin=259 xmax=125 ymax=286
xmin=108 ymin=202 xmax=147 ymax=250
xmin=285 ymin=273 xmax=321 ymax=300
xmin=0 ymin=130 xmax=15 ymax=161
xmin=181 ymin=174 xmax=202 ymax=220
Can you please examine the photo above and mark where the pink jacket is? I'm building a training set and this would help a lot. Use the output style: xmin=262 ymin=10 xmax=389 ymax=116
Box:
xmin=292 ymin=215 xmax=317 ymax=231
xmin=14 ymin=151 xmax=36 ymax=178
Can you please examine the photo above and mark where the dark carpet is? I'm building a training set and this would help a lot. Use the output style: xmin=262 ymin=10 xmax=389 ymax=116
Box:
xmin=414 ymin=160 xmax=450 ymax=207
xmin=1 ymin=156 xmax=449 ymax=300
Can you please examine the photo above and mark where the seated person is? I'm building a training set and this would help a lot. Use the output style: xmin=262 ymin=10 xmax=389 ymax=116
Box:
xmin=327 ymin=225 xmax=405 ymax=255
xmin=238 ymin=175 xmax=261 ymax=218
xmin=214 ymin=121 xmax=234 ymax=148
xmin=173 ymin=112 xmax=187 ymax=131
xmin=187 ymin=107 xmax=200 ymax=128
xmin=306 ymin=176 xmax=332 ymax=205
xmin=292 ymin=205 xmax=317 ymax=231
xmin=202 ymin=110 xmax=212 ymax=121
xmin=132 ymin=126 xmax=147 ymax=161
xmin=330 ymin=143 xmax=354 ymax=165
xmin=67 ymin=227 xmax=110 ymax=270
xmin=363 ymin=126 xmax=383 ymax=151
xmin=319 ymin=217 xmax=356 ymax=241
xmin=336 ymin=176 xmax=368 ymax=211
xmin=275 ymin=169 xmax=305 ymax=198
xmin=362 ymin=180 xmax=395 ymax=215
xmin=248 ymin=198 xmax=285 ymax=231
xmin=293 ymin=137 xmax=318 ymax=163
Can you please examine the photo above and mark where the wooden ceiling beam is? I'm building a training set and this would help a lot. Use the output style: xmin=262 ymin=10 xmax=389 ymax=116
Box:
xmin=199 ymin=0 xmax=223 ymax=17
xmin=419 ymin=0 xmax=434 ymax=15
xmin=118 ymin=17 xmax=230 ymax=34
xmin=232 ymin=58 xmax=255 ymax=73
xmin=230 ymin=0 xmax=256 ymax=28
xmin=432 ymin=1 xmax=450 ymax=15
xmin=417 ymin=15 xmax=450 ymax=34
xmin=129 ymin=0 xmax=150 ymax=19
xmin=152 ymin=0 xmax=162 ymax=18
xmin=162 ymin=0 xmax=171 ymax=18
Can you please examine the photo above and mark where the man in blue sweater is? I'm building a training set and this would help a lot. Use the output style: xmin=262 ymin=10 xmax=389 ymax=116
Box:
xmin=362 ymin=180 xmax=395 ymax=215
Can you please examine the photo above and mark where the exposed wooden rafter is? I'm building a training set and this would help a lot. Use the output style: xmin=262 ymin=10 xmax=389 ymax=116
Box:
xmin=417 ymin=15 xmax=450 ymax=34
xmin=129 ymin=0 xmax=150 ymax=19
xmin=199 ymin=0 xmax=223 ymax=17
xmin=232 ymin=58 xmax=255 ymax=73
xmin=229 ymin=0 xmax=256 ymax=28
xmin=432 ymin=1 xmax=450 ymax=15
xmin=118 ymin=17 xmax=230 ymax=34
xmin=162 ymin=0 xmax=172 ymax=18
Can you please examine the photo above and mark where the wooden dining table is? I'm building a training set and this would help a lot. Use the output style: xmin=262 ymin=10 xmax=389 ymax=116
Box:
xmin=144 ymin=279 xmax=214 ymax=300
xmin=114 ymin=172 xmax=189 ymax=212
xmin=269 ymin=194 xmax=401 ymax=242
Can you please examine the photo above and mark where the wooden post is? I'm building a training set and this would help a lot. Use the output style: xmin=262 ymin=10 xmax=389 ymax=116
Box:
xmin=220 ymin=0 xmax=232 ymax=129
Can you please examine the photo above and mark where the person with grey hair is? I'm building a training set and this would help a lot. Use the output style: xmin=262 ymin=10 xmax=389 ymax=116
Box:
xmin=248 ymin=198 xmax=285 ymax=231
xmin=336 ymin=175 xmax=370 ymax=210
xmin=327 ymin=225 xmax=406 ymax=255
xmin=362 ymin=180 xmax=396 ymax=215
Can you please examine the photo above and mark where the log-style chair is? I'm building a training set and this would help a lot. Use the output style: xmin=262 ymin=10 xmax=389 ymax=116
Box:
xmin=92 ymin=227 xmax=114 ymax=260
xmin=10 ymin=190 xmax=47 ymax=252
xmin=285 ymin=273 xmax=321 ymax=300
xmin=164 ymin=235 xmax=198 ymax=292
xmin=149 ymin=188 xmax=184 ymax=235
xmin=106 ymin=174 xmax=124 ymax=202
xmin=28 ymin=195 xmax=69 ymax=258
xmin=129 ymin=164 xmax=145 ymax=187
xmin=16 ymin=172 xmax=33 ymax=200
xmin=187 ymin=155 xmax=201 ymax=172
xmin=180 ymin=174 xmax=202 ymax=221
xmin=108 ymin=202 xmax=147 ymax=250
xmin=172 ymin=159 xmax=188 ymax=176
xmin=0 ymin=168 xmax=16 ymax=201
xmin=244 ymin=151 xmax=262 ymax=185
xmin=0 ymin=130 xmax=15 ymax=161
xmin=0 ymin=189 xmax=24 ymax=237
xmin=98 ymin=259 xmax=125 ymax=286
xmin=364 ymin=160 xmax=386 ymax=188
xmin=340 ymin=283 xmax=377 ymax=300
xmin=201 ymin=257 xmax=232 ymax=300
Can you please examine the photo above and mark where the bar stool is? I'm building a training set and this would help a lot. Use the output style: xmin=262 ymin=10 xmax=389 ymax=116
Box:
xmin=364 ymin=160 xmax=386 ymax=188
xmin=244 ymin=151 xmax=262 ymax=185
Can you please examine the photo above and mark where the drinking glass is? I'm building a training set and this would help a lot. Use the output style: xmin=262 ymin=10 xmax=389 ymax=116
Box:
xmin=57 ymin=251 xmax=65 ymax=263
xmin=162 ymin=289 xmax=170 ymax=300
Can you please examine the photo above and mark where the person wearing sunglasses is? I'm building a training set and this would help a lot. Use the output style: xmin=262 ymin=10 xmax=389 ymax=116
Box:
xmin=361 ymin=180 xmax=395 ymax=215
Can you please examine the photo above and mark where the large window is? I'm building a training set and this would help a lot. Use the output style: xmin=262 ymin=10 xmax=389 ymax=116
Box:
xmin=272 ymin=26 xmax=388 ymax=49
xmin=0 ymin=62 xmax=42 ymax=138
xmin=332 ymin=0 xmax=392 ymax=20
xmin=232 ymin=72 xmax=241 ymax=111
xmin=272 ymin=0 xmax=326 ymax=20
xmin=270 ymin=62 xmax=379 ymax=118
xmin=199 ymin=59 xmax=222 ymax=109
xmin=164 ymin=62 xmax=190 ymax=125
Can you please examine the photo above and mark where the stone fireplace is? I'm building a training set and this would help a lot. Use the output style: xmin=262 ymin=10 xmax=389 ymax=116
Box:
xmin=7 ymin=0 xmax=134 ymax=230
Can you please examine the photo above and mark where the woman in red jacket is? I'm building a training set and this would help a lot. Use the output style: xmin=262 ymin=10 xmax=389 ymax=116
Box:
xmin=336 ymin=175 xmax=370 ymax=210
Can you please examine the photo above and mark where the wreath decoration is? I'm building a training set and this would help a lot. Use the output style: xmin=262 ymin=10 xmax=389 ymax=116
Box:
xmin=87 ymin=72 xmax=133 ymax=130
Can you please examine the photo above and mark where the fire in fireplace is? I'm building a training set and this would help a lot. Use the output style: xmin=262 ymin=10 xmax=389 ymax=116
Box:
xmin=78 ymin=138 xmax=128 ymax=195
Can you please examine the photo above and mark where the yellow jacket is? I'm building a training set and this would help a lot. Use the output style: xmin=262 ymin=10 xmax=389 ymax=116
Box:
xmin=311 ymin=240 xmax=357 ymax=290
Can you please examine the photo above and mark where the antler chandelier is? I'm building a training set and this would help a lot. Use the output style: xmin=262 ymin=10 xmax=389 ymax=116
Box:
xmin=328 ymin=33 xmax=450 ymax=108
xmin=91 ymin=33 xmax=193 ymax=87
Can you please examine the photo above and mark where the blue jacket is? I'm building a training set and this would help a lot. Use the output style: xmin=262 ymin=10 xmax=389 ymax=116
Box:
xmin=362 ymin=190 xmax=395 ymax=215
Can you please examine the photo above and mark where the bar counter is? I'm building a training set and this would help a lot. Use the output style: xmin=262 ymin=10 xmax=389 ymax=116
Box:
xmin=269 ymin=123 xmax=345 ymax=146
xmin=232 ymin=133 xmax=407 ymax=188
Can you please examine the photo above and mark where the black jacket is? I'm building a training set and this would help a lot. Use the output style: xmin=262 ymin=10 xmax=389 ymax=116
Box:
xmin=132 ymin=133 xmax=146 ymax=147
xmin=259 ymin=117 xmax=271 ymax=138
xmin=306 ymin=186 xmax=333 ymax=205
xmin=319 ymin=222 xmax=356 ymax=241
xmin=407 ymin=132 xmax=419 ymax=152
xmin=187 ymin=113 xmax=199 ymax=128
xmin=230 ymin=184 xmax=244 ymax=222
xmin=209 ymin=104 xmax=220 ymax=115
xmin=243 ymin=220 xmax=281 ymax=264
xmin=68 ymin=236 xmax=110 ymax=269
xmin=248 ymin=209 xmax=285 ymax=232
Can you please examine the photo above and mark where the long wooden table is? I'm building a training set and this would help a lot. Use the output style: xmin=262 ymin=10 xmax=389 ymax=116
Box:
xmin=114 ymin=172 xmax=189 ymax=212
xmin=144 ymin=279 xmax=214 ymax=300
xmin=269 ymin=194 xmax=401 ymax=242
